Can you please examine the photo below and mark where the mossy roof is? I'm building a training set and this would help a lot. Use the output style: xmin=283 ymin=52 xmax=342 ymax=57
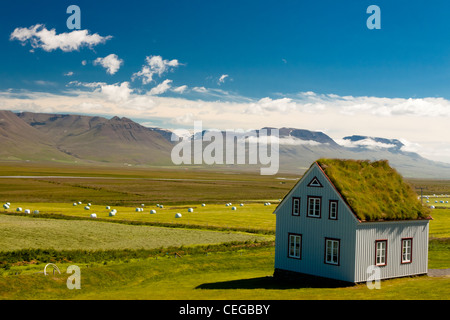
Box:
xmin=315 ymin=158 xmax=431 ymax=222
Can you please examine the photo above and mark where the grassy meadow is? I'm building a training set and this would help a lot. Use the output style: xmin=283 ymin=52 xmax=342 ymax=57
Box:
xmin=0 ymin=162 xmax=449 ymax=300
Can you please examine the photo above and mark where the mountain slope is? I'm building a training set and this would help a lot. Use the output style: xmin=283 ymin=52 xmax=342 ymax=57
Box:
xmin=15 ymin=112 xmax=174 ymax=165
xmin=0 ymin=110 xmax=75 ymax=162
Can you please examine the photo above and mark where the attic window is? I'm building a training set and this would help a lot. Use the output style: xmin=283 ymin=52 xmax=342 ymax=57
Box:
xmin=307 ymin=176 xmax=323 ymax=187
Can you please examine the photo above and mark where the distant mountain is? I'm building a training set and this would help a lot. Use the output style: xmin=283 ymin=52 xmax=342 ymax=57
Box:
xmin=1 ymin=110 xmax=450 ymax=178
xmin=15 ymin=111 xmax=173 ymax=165
xmin=0 ymin=110 xmax=74 ymax=162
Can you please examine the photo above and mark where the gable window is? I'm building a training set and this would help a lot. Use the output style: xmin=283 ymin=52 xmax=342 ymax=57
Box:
xmin=401 ymin=238 xmax=412 ymax=264
xmin=288 ymin=233 xmax=302 ymax=259
xmin=307 ymin=176 xmax=323 ymax=187
xmin=325 ymin=238 xmax=340 ymax=265
xmin=307 ymin=196 xmax=321 ymax=218
xmin=329 ymin=200 xmax=338 ymax=220
xmin=292 ymin=197 xmax=300 ymax=216
xmin=375 ymin=240 xmax=387 ymax=266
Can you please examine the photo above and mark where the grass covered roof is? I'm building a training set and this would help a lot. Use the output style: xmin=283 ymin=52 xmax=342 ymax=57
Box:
xmin=316 ymin=159 xmax=431 ymax=222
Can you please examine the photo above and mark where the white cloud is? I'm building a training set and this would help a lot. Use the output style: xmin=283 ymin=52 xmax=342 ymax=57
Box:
xmin=218 ymin=74 xmax=229 ymax=85
xmin=100 ymin=82 xmax=133 ymax=102
xmin=10 ymin=24 xmax=112 ymax=52
xmin=172 ymin=85 xmax=188 ymax=94
xmin=132 ymin=55 xmax=181 ymax=84
xmin=64 ymin=71 xmax=74 ymax=77
xmin=149 ymin=79 xmax=173 ymax=95
xmin=335 ymin=138 xmax=398 ymax=150
xmin=244 ymin=97 xmax=297 ymax=114
xmin=93 ymin=54 xmax=123 ymax=75
xmin=81 ymin=60 xmax=87 ymax=66
xmin=174 ymin=112 xmax=195 ymax=124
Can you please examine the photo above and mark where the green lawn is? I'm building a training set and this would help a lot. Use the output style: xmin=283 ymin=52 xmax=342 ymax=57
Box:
xmin=0 ymin=247 xmax=448 ymax=300
xmin=0 ymin=214 xmax=271 ymax=251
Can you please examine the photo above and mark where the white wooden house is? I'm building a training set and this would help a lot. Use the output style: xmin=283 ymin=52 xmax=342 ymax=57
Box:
xmin=273 ymin=159 xmax=431 ymax=284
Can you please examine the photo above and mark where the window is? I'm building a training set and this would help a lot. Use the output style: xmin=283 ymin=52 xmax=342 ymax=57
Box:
xmin=401 ymin=238 xmax=412 ymax=264
xmin=292 ymin=197 xmax=300 ymax=216
xmin=288 ymin=233 xmax=302 ymax=259
xmin=375 ymin=240 xmax=387 ymax=266
xmin=307 ymin=196 xmax=321 ymax=218
xmin=325 ymin=238 xmax=340 ymax=265
xmin=307 ymin=177 xmax=323 ymax=187
xmin=329 ymin=200 xmax=338 ymax=220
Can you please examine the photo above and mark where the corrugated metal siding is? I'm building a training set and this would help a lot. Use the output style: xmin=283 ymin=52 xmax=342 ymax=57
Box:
xmin=354 ymin=220 xmax=429 ymax=282
xmin=274 ymin=164 xmax=359 ymax=282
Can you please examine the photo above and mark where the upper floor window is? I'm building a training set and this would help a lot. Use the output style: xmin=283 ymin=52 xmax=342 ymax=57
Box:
xmin=307 ymin=196 xmax=321 ymax=218
xmin=329 ymin=200 xmax=338 ymax=220
xmin=292 ymin=197 xmax=300 ymax=216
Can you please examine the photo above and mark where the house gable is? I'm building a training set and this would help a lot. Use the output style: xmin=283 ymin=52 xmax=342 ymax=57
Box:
xmin=273 ymin=162 xmax=360 ymax=223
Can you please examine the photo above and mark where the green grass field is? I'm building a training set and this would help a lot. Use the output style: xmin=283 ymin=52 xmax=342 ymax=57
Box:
xmin=0 ymin=162 xmax=449 ymax=300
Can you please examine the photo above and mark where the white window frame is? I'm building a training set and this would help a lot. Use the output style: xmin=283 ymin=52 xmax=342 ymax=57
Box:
xmin=307 ymin=196 xmax=321 ymax=218
xmin=376 ymin=240 xmax=387 ymax=266
xmin=401 ymin=238 xmax=412 ymax=264
xmin=329 ymin=200 xmax=338 ymax=220
xmin=325 ymin=238 xmax=340 ymax=265
xmin=288 ymin=233 xmax=302 ymax=259
xmin=292 ymin=197 xmax=300 ymax=216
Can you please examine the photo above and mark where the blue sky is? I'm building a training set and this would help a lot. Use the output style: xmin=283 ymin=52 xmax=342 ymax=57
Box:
xmin=1 ymin=0 xmax=450 ymax=163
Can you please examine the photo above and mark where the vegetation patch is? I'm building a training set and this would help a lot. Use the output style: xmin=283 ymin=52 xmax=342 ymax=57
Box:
xmin=316 ymin=159 xmax=431 ymax=221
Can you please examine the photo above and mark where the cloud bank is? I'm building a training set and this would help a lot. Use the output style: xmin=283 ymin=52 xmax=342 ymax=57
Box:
xmin=10 ymin=24 xmax=112 ymax=52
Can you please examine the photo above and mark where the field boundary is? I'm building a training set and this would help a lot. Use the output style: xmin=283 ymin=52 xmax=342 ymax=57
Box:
xmin=0 ymin=211 xmax=275 ymax=235
xmin=0 ymin=240 xmax=275 ymax=266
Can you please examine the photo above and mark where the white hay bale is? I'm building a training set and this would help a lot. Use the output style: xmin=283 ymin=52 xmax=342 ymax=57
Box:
xmin=78 ymin=201 xmax=82 ymax=205
xmin=188 ymin=208 xmax=193 ymax=213
xmin=231 ymin=206 xmax=237 ymax=210
xmin=88 ymin=203 xmax=92 ymax=206
xmin=141 ymin=204 xmax=145 ymax=207
xmin=175 ymin=213 xmax=182 ymax=218
xmin=91 ymin=213 xmax=97 ymax=218
xmin=150 ymin=210 xmax=156 ymax=214
xmin=109 ymin=211 xmax=116 ymax=216
xmin=202 ymin=203 xmax=206 ymax=207
xmin=3 ymin=204 xmax=9 ymax=209
xmin=24 ymin=209 xmax=31 ymax=214
xmin=156 ymin=204 xmax=160 ymax=207
xmin=33 ymin=210 xmax=39 ymax=214
xmin=16 ymin=207 xmax=22 ymax=212
xmin=73 ymin=203 xmax=77 ymax=206
xmin=160 ymin=205 xmax=164 ymax=208
xmin=240 ymin=203 xmax=244 ymax=206
xmin=225 ymin=203 xmax=230 ymax=207
xmin=84 ymin=206 xmax=90 ymax=210
xmin=430 ymin=205 xmax=435 ymax=209
xmin=135 ymin=208 xmax=141 ymax=212
xmin=106 ymin=206 xmax=111 ymax=209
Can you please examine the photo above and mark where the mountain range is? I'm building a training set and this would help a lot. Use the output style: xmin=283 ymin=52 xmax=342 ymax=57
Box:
xmin=1 ymin=110 xmax=450 ymax=178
